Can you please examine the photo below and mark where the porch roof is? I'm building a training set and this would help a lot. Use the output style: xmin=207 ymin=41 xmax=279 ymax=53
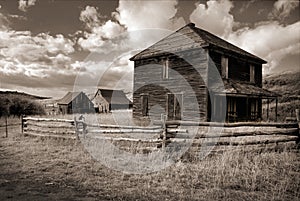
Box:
xmin=209 ymin=79 xmax=279 ymax=98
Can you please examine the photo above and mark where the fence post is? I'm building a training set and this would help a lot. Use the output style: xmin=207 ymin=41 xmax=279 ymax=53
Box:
xmin=74 ymin=117 xmax=79 ymax=140
xmin=21 ymin=115 xmax=23 ymax=135
xmin=161 ymin=114 xmax=167 ymax=150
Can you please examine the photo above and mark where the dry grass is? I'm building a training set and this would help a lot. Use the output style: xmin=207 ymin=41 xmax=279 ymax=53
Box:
xmin=1 ymin=115 xmax=299 ymax=200
xmin=0 ymin=128 xmax=299 ymax=200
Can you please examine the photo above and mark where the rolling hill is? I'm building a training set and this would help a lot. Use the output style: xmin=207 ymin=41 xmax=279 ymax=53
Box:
xmin=263 ymin=71 xmax=300 ymax=121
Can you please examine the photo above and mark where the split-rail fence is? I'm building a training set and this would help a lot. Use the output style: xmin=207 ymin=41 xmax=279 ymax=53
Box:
xmin=21 ymin=116 xmax=300 ymax=154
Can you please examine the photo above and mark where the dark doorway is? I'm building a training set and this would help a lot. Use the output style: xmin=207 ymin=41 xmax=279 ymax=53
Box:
xmin=167 ymin=93 xmax=182 ymax=120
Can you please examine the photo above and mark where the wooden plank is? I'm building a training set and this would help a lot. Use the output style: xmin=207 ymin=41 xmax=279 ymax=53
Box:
xmin=89 ymin=136 xmax=162 ymax=143
xmin=23 ymin=117 xmax=74 ymax=123
xmin=171 ymin=128 xmax=299 ymax=138
xmin=88 ymin=129 xmax=162 ymax=134
xmin=26 ymin=122 xmax=74 ymax=129
xmin=165 ymin=120 xmax=299 ymax=128
xmin=24 ymin=128 xmax=75 ymax=135
xmin=167 ymin=136 xmax=298 ymax=146
xmin=85 ymin=123 xmax=161 ymax=130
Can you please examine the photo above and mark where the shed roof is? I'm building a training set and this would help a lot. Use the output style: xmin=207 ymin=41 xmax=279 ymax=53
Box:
xmin=57 ymin=92 xmax=81 ymax=105
xmin=130 ymin=23 xmax=267 ymax=63
xmin=94 ymin=88 xmax=132 ymax=105
xmin=210 ymin=79 xmax=278 ymax=98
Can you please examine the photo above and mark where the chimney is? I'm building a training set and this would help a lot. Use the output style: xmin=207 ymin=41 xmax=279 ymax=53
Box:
xmin=187 ymin=23 xmax=195 ymax=28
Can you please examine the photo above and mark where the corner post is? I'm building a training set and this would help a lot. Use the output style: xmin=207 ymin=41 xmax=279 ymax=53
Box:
xmin=267 ymin=99 xmax=270 ymax=122
xmin=161 ymin=114 xmax=167 ymax=150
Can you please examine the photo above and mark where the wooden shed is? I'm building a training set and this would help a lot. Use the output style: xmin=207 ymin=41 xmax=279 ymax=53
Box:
xmin=58 ymin=92 xmax=94 ymax=114
xmin=92 ymin=88 xmax=132 ymax=112
xmin=130 ymin=23 xmax=278 ymax=122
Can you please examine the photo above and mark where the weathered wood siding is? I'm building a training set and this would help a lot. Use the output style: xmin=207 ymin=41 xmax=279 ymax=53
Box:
xmin=208 ymin=49 xmax=263 ymax=87
xmin=59 ymin=92 xmax=94 ymax=114
xmin=207 ymin=50 xmax=264 ymax=121
xmin=133 ymin=48 xmax=208 ymax=121
xmin=71 ymin=92 xmax=94 ymax=114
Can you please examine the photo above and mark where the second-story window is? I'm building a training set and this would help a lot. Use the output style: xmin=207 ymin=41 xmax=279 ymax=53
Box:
xmin=162 ymin=58 xmax=169 ymax=79
xmin=250 ymin=64 xmax=255 ymax=83
xmin=221 ymin=56 xmax=228 ymax=79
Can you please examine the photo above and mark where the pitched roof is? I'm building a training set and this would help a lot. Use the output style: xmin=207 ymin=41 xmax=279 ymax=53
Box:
xmin=57 ymin=92 xmax=81 ymax=105
xmin=130 ymin=23 xmax=266 ymax=63
xmin=95 ymin=88 xmax=132 ymax=105
xmin=210 ymin=79 xmax=278 ymax=97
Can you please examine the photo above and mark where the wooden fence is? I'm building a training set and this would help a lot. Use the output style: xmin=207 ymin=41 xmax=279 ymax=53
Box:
xmin=22 ymin=116 xmax=76 ymax=140
xmin=0 ymin=117 xmax=22 ymax=137
xmin=22 ymin=116 xmax=299 ymax=153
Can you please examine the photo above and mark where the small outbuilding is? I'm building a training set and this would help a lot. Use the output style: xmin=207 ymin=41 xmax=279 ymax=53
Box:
xmin=58 ymin=92 xmax=94 ymax=114
xmin=92 ymin=88 xmax=132 ymax=112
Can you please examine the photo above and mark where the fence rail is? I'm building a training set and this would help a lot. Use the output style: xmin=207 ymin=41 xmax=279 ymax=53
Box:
xmin=21 ymin=116 xmax=300 ymax=154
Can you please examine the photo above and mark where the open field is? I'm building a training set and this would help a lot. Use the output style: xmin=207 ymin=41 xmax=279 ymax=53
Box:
xmin=0 ymin=118 xmax=299 ymax=201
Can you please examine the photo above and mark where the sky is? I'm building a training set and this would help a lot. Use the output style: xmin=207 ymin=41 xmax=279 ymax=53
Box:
xmin=0 ymin=0 xmax=299 ymax=98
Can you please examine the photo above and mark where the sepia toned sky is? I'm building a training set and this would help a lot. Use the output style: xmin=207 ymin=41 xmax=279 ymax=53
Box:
xmin=0 ymin=0 xmax=299 ymax=98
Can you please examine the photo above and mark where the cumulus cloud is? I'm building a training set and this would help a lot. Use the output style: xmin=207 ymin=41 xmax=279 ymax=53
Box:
xmin=269 ymin=0 xmax=299 ymax=20
xmin=18 ymin=0 xmax=37 ymax=12
xmin=227 ymin=21 xmax=300 ymax=73
xmin=190 ymin=0 xmax=235 ymax=38
xmin=78 ymin=20 xmax=125 ymax=52
xmin=78 ymin=1 xmax=185 ymax=53
xmin=76 ymin=1 xmax=185 ymax=93
xmin=189 ymin=0 xmax=300 ymax=74
xmin=79 ymin=5 xmax=102 ymax=30
xmin=0 ymin=22 xmax=78 ymax=95
xmin=113 ymin=0 xmax=185 ymax=31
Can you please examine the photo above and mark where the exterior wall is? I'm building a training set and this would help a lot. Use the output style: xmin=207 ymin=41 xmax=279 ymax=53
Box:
xmin=208 ymin=50 xmax=264 ymax=122
xmin=208 ymin=50 xmax=263 ymax=86
xmin=93 ymin=91 xmax=110 ymax=113
xmin=58 ymin=105 xmax=68 ymax=115
xmin=133 ymin=48 xmax=208 ymax=121
xmin=71 ymin=93 xmax=94 ymax=114
xmin=59 ymin=93 xmax=94 ymax=114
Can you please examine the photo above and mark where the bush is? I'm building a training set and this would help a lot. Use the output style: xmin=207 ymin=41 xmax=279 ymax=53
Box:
xmin=0 ymin=96 xmax=45 ymax=117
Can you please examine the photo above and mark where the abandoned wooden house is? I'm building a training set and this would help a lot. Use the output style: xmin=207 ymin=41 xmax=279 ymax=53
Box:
xmin=92 ymin=88 xmax=132 ymax=112
xmin=57 ymin=92 xmax=94 ymax=114
xmin=130 ymin=23 xmax=278 ymax=122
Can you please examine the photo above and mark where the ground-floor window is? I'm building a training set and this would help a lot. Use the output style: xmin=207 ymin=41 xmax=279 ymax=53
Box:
xmin=141 ymin=94 xmax=149 ymax=116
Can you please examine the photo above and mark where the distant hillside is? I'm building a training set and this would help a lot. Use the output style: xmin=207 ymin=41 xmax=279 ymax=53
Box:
xmin=0 ymin=91 xmax=49 ymax=117
xmin=263 ymin=71 xmax=300 ymax=121
xmin=263 ymin=71 xmax=300 ymax=99
xmin=0 ymin=91 xmax=50 ymax=100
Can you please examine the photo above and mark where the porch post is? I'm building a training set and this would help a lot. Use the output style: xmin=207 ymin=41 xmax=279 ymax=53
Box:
xmin=246 ymin=97 xmax=249 ymax=121
xmin=267 ymin=99 xmax=270 ymax=122
xmin=275 ymin=98 xmax=278 ymax=122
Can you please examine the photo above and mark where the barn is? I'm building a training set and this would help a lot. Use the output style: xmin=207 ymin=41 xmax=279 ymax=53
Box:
xmin=130 ymin=23 xmax=278 ymax=122
xmin=58 ymin=92 xmax=94 ymax=114
xmin=92 ymin=88 xmax=132 ymax=112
